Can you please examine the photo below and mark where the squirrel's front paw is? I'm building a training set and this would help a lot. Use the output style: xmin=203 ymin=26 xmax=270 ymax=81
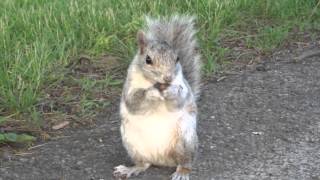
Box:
xmin=163 ymin=85 xmax=182 ymax=99
xmin=146 ymin=88 xmax=164 ymax=100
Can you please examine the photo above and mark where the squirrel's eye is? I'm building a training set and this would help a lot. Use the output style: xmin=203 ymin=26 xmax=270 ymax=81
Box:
xmin=176 ymin=57 xmax=180 ymax=63
xmin=146 ymin=55 xmax=152 ymax=65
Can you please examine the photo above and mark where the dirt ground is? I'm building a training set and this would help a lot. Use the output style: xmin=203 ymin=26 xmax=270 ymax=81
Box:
xmin=1 ymin=43 xmax=320 ymax=180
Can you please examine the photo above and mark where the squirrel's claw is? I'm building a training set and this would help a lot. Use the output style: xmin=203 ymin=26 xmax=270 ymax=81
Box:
xmin=113 ymin=164 xmax=150 ymax=179
xmin=146 ymin=88 xmax=164 ymax=100
xmin=171 ymin=171 xmax=190 ymax=180
xmin=163 ymin=85 xmax=182 ymax=99
xmin=113 ymin=165 xmax=130 ymax=179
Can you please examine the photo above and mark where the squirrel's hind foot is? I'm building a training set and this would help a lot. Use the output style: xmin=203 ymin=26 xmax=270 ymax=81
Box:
xmin=171 ymin=165 xmax=191 ymax=180
xmin=113 ymin=164 xmax=150 ymax=179
xmin=171 ymin=172 xmax=190 ymax=180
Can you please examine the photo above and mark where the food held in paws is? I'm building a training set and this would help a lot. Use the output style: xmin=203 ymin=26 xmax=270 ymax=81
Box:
xmin=154 ymin=82 xmax=170 ymax=91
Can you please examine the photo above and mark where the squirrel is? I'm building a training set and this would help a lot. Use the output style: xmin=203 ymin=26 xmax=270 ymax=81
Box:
xmin=113 ymin=15 xmax=201 ymax=180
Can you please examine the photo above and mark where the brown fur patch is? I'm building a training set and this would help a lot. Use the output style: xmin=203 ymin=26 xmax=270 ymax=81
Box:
xmin=165 ymin=123 xmax=181 ymax=164
xmin=186 ymin=102 xmax=197 ymax=114
xmin=176 ymin=166 xmax=191 ymax=174
xmin=165 ymin=119 xmax=190 ymax=165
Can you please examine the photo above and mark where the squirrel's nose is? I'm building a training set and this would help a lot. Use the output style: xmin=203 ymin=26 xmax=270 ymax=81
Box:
xmin=164 ymin=75 xmax=172 ymax=83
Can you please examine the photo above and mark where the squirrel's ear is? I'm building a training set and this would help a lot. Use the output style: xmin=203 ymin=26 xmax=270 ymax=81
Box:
xmin=137 ymin=30 xmax=147 ymax=54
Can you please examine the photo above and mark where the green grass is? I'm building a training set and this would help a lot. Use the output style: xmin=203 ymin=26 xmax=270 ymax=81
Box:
xmin=0 ymin=0 xmax=319 ymax=123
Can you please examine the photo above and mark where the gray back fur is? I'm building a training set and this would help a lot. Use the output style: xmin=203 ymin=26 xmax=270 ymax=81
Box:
xmin=144 ymin=15 xmax=202 ymax=99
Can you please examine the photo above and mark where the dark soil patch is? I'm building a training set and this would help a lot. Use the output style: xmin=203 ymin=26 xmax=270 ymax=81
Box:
xmin=0 ymin=54 xmax=126 ymax=148
xmin=38 ymin=55 xmax=125 ymax=131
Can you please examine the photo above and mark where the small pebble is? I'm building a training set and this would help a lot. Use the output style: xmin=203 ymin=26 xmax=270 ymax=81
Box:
xmin=252 ymin=131 xmax=263 ymax=135
xmin=85 ymin=167 xmax=92 ymax=173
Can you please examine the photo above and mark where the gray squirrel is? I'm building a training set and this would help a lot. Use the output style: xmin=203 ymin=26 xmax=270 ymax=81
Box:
xmin=113 ymin=15 xmax=201 ymax=180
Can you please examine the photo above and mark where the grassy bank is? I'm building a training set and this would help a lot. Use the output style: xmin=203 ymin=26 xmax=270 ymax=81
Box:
xmin=0 ymin=0 xmax=319 ymax=127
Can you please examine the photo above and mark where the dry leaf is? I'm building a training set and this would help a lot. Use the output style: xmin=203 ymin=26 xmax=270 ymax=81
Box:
xmin=52 ymin=121 xmax=70 ymax=130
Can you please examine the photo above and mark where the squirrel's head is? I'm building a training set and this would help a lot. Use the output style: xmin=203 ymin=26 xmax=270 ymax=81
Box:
xmin=136 ymin=31 xmax=181 ymax=84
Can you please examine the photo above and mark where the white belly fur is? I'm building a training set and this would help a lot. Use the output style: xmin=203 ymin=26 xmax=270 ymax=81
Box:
xmin=121 ymin=102 xmax=196 ymax=166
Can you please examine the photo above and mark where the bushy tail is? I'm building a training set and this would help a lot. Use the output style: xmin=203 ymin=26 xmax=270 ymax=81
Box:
xmin=145 ymin=15 xmax=202 ymax=99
